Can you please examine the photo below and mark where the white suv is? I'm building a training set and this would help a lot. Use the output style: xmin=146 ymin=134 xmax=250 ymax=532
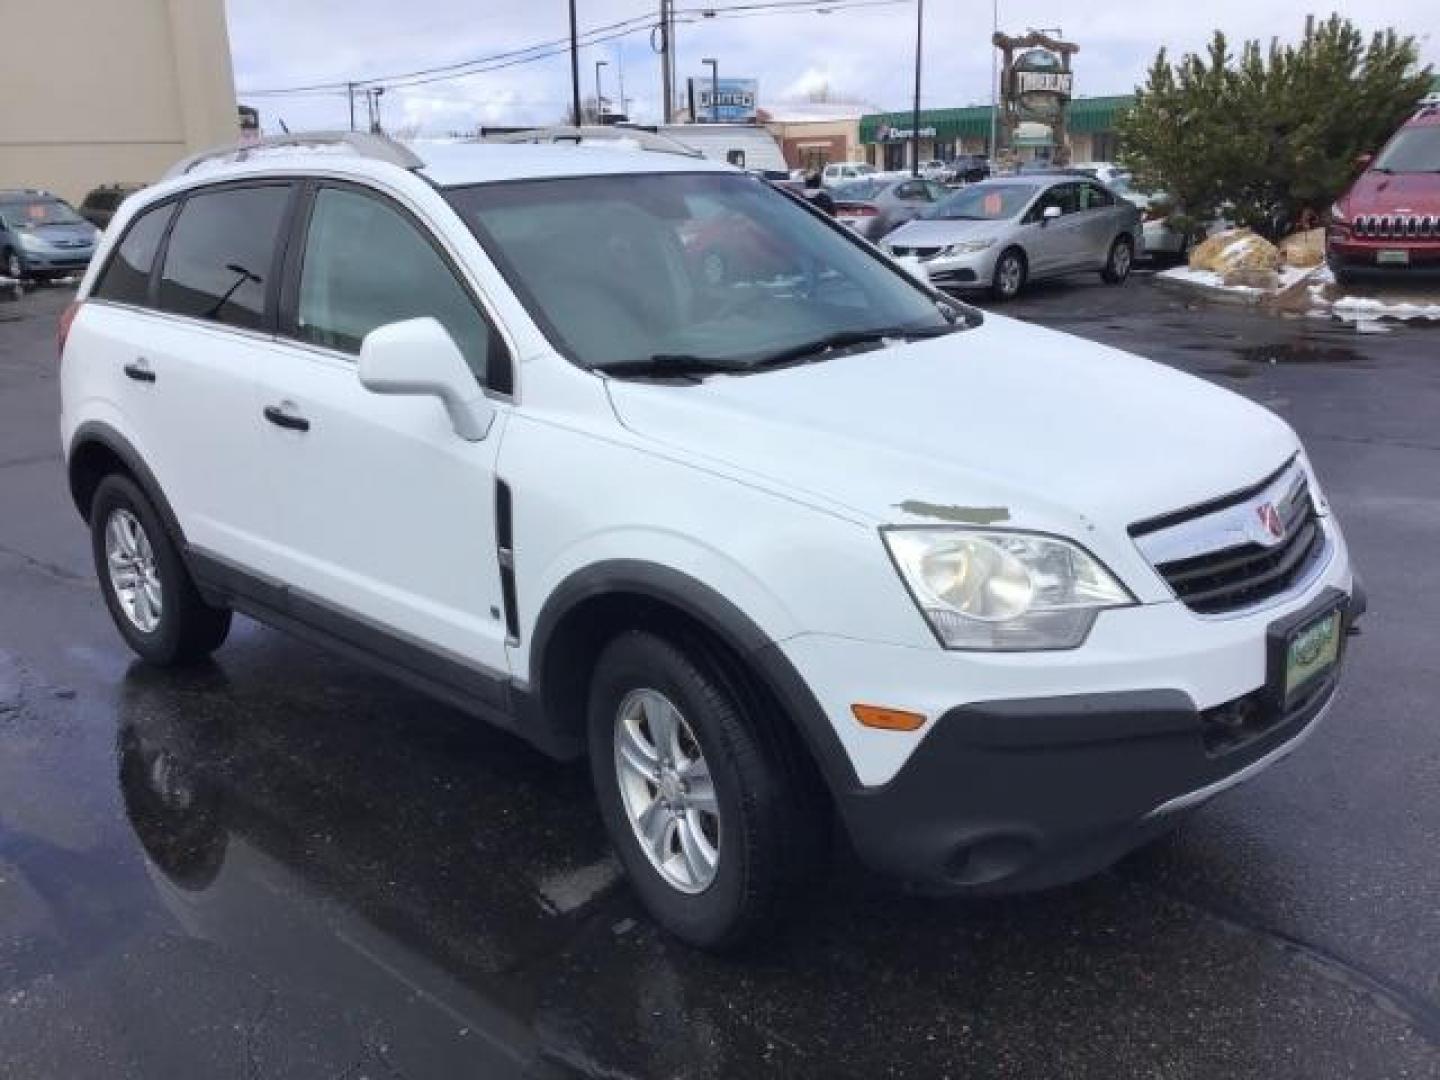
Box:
xmin=60 ymin=133 xmax=1360 ymax=949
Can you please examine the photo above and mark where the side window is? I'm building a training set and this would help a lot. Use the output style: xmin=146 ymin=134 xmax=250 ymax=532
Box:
xmin=93 ymin=202 xmax=176 ymax=307
xmin=895 ymin=181 xmax=928 ymax=201
xmin=158 ymin=184 xmax=292 ymax=331
xmin=1080 ymin=183 xmax=1113 ymax=210
xmin=295 ymin=186 xmax=500 ymax=388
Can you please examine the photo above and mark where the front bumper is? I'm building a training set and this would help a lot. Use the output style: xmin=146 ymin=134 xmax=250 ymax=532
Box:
xmin=15 ymin=246 xmax=94 ymax=276
xmin=903 ymin=247 xmax=1000 ymax=288
xmin=1327 ymin=234 xmax=1440 ymax=277
xmin=782 ymin=536 xmax=1359 ymax=893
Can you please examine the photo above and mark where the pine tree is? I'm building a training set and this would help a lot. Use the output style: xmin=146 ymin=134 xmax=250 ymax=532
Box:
xmin=1118 ymin=15 xmax=1432 ymax=238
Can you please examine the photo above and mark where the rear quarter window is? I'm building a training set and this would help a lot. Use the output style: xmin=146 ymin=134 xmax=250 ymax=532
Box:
xmin=92 ymin=202 xmax=176 ymax=307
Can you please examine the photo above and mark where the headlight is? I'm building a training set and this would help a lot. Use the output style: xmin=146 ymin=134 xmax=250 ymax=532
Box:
xmin=883 ymin=528 xmax=1134 ymax=650
xmin=1329 ymin=202 xmax=1348 ymax=224
xmin=943 ymin=238 xmax=996 ymax=255
xmin=17 ymin=232 xmax=46 ymax=252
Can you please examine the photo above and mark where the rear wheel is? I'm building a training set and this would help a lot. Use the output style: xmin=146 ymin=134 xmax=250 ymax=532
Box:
xmin=1101 ymin=235 xmax=1135 ymax=284
xmin=587 ymin=630 xmax=826 ymax=950
xmin=990 ymin=247 xmax=1027 ymax=301
xmin=91 ymin=474 xmax=232 ymax=666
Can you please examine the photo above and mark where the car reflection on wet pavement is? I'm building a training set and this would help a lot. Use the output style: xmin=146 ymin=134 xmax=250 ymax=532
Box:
xmin=3 ymin=281 xmax=1439 ymax=1078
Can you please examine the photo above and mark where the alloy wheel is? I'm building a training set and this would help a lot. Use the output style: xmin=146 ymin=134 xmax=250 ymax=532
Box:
xmin=1111 ymin=240 xmax=1133 ymax=279
xmin=613 ymin=688 xmax=721 ymax=893
xmin=105 ymin=508 xmax=163 ymax=633
xmin=997 ymin=253 xmax=1023 ymax=297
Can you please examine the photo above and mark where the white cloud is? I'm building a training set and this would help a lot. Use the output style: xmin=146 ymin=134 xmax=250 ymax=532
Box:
xmin=227 ymin=0 xmax=1438 ymax=135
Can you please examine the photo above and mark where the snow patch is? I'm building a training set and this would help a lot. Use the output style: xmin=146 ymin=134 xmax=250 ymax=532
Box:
xmin=1156 ymin=264 xmax=1313 ymax=295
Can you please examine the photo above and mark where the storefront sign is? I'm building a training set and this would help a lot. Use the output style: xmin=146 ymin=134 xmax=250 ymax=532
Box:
xmin=688 ymin=77 xmax=759 ymax=122
xmin=878 ymin=125 xmax=937 ymax=141
xmin=1011 ymin=48 xmax=1072 ymax=121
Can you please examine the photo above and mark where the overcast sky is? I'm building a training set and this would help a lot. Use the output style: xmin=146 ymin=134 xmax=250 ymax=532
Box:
xmin=228 ymin=1 xmax=1436 ymax=134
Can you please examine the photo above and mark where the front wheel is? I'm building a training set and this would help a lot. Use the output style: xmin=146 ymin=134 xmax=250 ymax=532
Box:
xmin=990 ymin=247 xmax=1027 ymax=301
xmin=3 ymin=249 xmax=24 ymax=282
xmin=91 ymin=474 xmax=232 ymax=666
xmin=587 ymin=631 xmax=826 ymax=950
xmin=1101 ymin=235 xmax=1135 ymax=284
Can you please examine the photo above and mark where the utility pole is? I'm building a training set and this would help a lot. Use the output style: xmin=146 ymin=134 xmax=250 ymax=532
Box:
xmin=911 ymin=0 xmax=924 ymax=176
xmin=595 ymin=60 xmax=608 ymax=123
xmin=988 ymin=0 xmax=998 ymax=155
xmin=568 ymin=0 xmax=582 ymax=127
xmin=347 ymin=81 xmax=356 ymax=132
xmin=659 ymin=0 xmax=674 ymax=123
xmin=617 ymin=45 xmax=627 ymax=119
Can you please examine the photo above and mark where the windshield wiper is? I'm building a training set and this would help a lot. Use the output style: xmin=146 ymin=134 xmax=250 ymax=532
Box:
xmin=592 ymin=354 xmax=743 ymax=380
xmin=751 ymin=324 xmax=959 ymax=369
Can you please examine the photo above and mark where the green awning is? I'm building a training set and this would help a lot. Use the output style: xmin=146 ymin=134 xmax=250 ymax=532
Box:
xmin=860 ymin=95 xmax=1136 ymax=144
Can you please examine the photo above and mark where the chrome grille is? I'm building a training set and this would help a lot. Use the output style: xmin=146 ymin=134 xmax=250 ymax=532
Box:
xmin=1131 ymin=461 xmax=1328 ymax=615
xmin=1354 ymin=213 xmax=1440 ymax=239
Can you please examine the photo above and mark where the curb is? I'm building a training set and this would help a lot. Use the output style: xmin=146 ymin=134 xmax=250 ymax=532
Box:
xmin=1152 ymin=271 xmax=1268 ymax=307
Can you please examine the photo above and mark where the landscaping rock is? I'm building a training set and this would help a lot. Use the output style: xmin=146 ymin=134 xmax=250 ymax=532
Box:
xmin=1189 ymin=228 xmax=1282 ymax=275
xmin=1279 ymin=228 xmax=1326 ymax=267
xmin=1221 ymin=266 xmax=1282 ymax=290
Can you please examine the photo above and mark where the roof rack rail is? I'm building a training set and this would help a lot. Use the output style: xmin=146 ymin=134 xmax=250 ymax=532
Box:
xmin=164 ymin=131 xmax=424 ymax=179
xmin=478 ymin=125 xmax=702 ymax=158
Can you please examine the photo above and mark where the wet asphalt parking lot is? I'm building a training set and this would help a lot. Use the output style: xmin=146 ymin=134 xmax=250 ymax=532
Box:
xmin=2 ymin=272 xmax=1439 ymax=1079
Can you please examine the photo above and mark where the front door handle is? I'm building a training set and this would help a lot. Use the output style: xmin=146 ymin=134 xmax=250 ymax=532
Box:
xmin=263 ymin=403 xmax=310 ymax=432
xmin=123 ymin=359 xmax=156 ymax=383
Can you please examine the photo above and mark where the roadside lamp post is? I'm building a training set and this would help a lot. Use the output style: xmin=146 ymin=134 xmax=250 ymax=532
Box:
xmin=911 ymin=0 xmax=923 ymax=176
xmin=703 ymin=58 xmax=719 ymax=123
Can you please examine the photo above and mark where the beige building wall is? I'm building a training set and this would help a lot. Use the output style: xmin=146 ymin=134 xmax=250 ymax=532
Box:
xmin=0 ymin=0 xmax=236 ymax=204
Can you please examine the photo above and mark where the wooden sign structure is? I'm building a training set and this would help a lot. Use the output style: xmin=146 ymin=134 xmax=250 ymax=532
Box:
xmin=992 ymin=31 xmax=1078 ymax=165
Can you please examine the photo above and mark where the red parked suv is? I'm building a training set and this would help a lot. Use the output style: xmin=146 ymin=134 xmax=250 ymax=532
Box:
xmin=1327 ymin=104 xmax=1440 ymax=284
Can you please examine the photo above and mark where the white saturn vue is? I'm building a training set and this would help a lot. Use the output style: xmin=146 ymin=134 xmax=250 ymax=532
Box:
xmin=59 ymin=132 xmax=1361 ymax=950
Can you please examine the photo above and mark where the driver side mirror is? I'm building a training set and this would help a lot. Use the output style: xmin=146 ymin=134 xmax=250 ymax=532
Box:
xmin=1042 ymin=205 xmax=1063 ymax=225
xmin=358 ymin=318 xmax=495 ymax=442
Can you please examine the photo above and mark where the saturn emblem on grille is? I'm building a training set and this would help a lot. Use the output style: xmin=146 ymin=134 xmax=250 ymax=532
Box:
xmin=1252 ymin=502 xmax=1286 ymax=546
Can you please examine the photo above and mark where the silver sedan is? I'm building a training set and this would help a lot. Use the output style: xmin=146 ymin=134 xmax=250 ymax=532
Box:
xmin=880 ymin=176 xmax=1142 ymax=300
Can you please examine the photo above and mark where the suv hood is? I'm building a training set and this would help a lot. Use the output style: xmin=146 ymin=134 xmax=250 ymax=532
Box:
xmin=606 ymin=315 xmax=1297 ymax=533
xmin=1341 ymin=170 xmax=1440 ymax=215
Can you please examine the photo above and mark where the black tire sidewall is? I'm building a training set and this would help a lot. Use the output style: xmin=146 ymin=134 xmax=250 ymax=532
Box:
xmin=91 ymin=475 xmax=194 ymax=665
xmin=587 ymin=632 xmax=761 ymax=948
xmin=1105 ymin=236 xmax=1134 ymax=282
xmin=992 ymin=248 xmax=1025 ymax=301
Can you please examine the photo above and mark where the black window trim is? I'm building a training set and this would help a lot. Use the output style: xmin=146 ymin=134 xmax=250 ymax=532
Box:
xmin=278 ymin=177 xmax=514 ymax=398
xmin=151 ymin=178 xmax=300 ymax=334
xmin=89 ymin=196 xmax=180 ymax=308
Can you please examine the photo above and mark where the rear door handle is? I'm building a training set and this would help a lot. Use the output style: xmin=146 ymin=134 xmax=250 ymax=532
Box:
xmin=263 ymin=403 xmax=310 ymax=432
xmin=123 ymin=359 xmax=156 ymax=383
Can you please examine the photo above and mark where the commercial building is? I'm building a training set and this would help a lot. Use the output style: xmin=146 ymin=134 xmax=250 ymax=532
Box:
xmin=860 ymin=95 xmax=1132 ymax=170
xmin=760 ymin=104 xmax=868 ymax=174
xmin=0 ymin=0 xmax=237 ymax=204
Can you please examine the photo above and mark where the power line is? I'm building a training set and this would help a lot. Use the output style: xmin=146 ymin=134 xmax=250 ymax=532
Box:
xmin=239 ymin=0 xmax=899 ymax=96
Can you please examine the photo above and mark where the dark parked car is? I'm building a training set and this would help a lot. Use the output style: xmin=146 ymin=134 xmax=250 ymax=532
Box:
xmin=950 ymin=154 xmax=991 ymax=183
xmin=79 ymin=182 xmax=146 ymax=229
xmin=0 ymin=190 xmax=100 ymax=282
xmin=831 ymin=176 xmax=948 ymax=240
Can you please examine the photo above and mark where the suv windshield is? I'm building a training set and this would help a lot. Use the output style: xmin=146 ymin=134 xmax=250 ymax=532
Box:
xmin=925 ymin=183 xmax=1038 ymax=221
xmin=1372 ymin=125 xmax=1440 ymax=173
xmin=445 ymin=172 xmax=962 ymax=374
xmin=3 ymin=198 xmax=85 ymax=227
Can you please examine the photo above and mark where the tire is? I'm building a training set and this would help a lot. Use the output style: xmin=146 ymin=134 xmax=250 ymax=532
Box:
xmin=990 ymin=247 xmax=1027 ymax=301
xmin=1326 ymin=253 xmax=1354 ymax=288
xmin=2 ymin=249 xmax=24 ymax=282
xmin=90 ymin=474 xmax=232 ymax=666
xmin=587 ymin=630 xmax=827 ymax=950
xmin=1101 ymin=235 xmax=1135 ymax=284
